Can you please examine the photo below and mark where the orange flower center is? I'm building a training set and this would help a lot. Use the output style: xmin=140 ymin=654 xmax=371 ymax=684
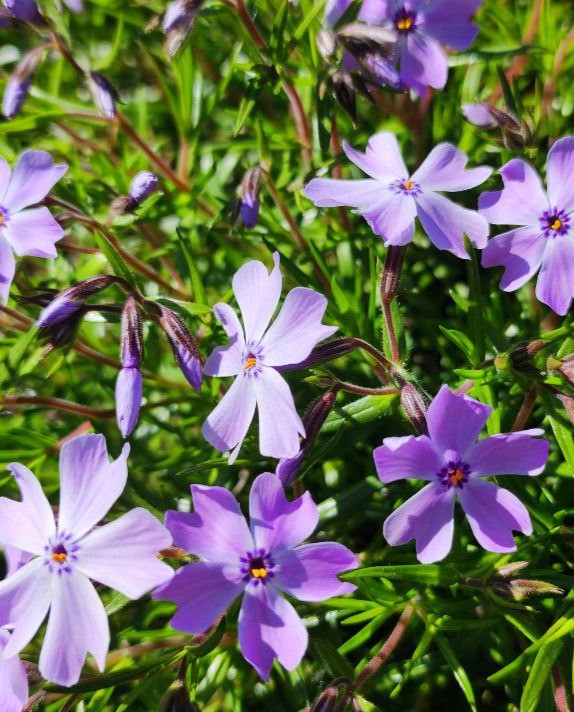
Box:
xmin=244 ymin=356 xmax=257 ymax=370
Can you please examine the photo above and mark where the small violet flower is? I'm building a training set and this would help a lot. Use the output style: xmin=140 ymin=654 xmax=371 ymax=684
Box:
xmin=480 ymin=136 xmax=574 ymax=316
xmin=202 ymin=253 xmax=337 ymax=462
xmin=153 ymin=473 xmax=357 ymax=680
xmin=374 ymin=386 xmax=549 ymax=563
xmin=0 ymin=150 xmax=67 ymax=304
xmin=0 ymin=434 xmax=173 ymax=686
xmin=0 ymin=630 xmax=28 ymax=712
xmin=305 ymin=131 xmax=491 ymax=258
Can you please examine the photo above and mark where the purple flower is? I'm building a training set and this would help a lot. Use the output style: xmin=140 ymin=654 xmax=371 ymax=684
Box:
xmin=480 ymin=137 xmax=574 ymax=316
xmin=153 ymin=473 xmax=357 ymax=680
xmin=0 ymin=150 xmax=67 ymax=305
xmin=3 ymin=0 xmax=43 ymax=24
xmin=305 ymin=132 xmax=491 ymax=258
xmin=0 ymin=630 xmax=27 ymax=712
xmin=2 ymin=75 xmax=31 ymax=120
xmin=374 ymin=386 xmax=549 ymax=563
xmin=202 ymin=253 xmax=337 ymax=462
xmin=0 ymin=434 xmax=173 ymax=686
xmin=127 ymin=171 xmax=159 ymax=210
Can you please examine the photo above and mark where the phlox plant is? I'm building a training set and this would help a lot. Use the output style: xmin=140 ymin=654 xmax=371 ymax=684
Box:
xmin=0 ymin=1 xmax=574 ymax=711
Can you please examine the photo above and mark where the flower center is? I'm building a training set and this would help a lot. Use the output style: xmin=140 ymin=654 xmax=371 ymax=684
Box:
xmin=540 ymin=208 xmax=570 ymax=237
xmin=0 ymin=206 xmax=9 ymax=227
xmin=44 ymin=534 xmax=80 ymax=574
xmin=51 ymin=543 xmax=68 ymax=563
xmin=395 ymin=9 xmax=416 ymax=33
xmin=240 ymin=549 xmax=276 ymax=586
xmin=244 ymin=355 xmax=257 ymax=370
xmin=437 ymin=460 xmax=471 ymax=489
xmin=390 ymin=178 xmax=421 ymax=196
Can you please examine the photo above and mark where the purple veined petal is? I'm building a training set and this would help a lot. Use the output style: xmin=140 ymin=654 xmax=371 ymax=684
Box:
xmin=4 ymin=546 xmax=33 ymax=576
xmin=459 ymin=479 xmax=532 ymax=553
xmin=462 ymin=103 xmax=498 ymax=128
xmin=252 ymin=368 xmax=305 ymax=459
xmin=421 ymin=0 xmax=482 ymax=51
xmin=304 ymin=178 xmax=383 ymax=208
xmin=401 ymin=32 xmax=448 ymax=92
xmin=466 ymin=429 xmax=549 ymax=478
xmin=481 ymin=226 xmax=546 ymax=292
xmin=38 ymin=570 xmax=109 ymax=686
xmin=383 ymin=483 xmax=456 ymax=563
xmin=0 ymin=462 xmax=55 ymax=554
xmin=259 ymin=287 xmax=337 ymax=367
xmin=358 ymin=0 xmax=391 ymax=23
xmin=58 ymin=434 xmax=130 ymax=541
xmin=478 ymin=159 xmax=549 ymax=227
xmin=153 ymin=562 xmax=243 ymax=633
xmin=357 ymin=190 xmax=417 ymax=244
xmin=325 ymin=0 xmax=352 ymax=25
xmin=166 ymin=484 xmax=254 ymax=563
xmin=0 ymin=157 xmax=11 ymax=201
xmin=0 ymin=557 xmax=51 ymax=659
xmin=2 ymin=150 xmax=67 ymax=213
xmin=373 ymin=435 xmax=443 ymax=484
xmin=3 ymin=207 xmax=64 ymax=258
xmin=546 ymin=136 xmax=574 ymax=213
xmin=248 ymin=473 xmax=318 ymax=553
xmin=0 ymin=630 xmax=28 ymax=712
xmin=238 ymin=585 xmax=308 ymax=681
xmin=76 ymin=508 xmax=173 ymax=599
xmin=535 ymin=237 xmax=574 ymax=316
xmin=426 ymin=385 xmax=491 ymax=458
xmin=412 ymin=143 xmax=492 ymax=192
xmin=0 ymin=234 xmax=15 ymax=305
xmin=232 ymin=252 xmax=282 ymax=344
xmin=115 ymin=367 xmax=142 ymax=438
xmin=202 ymin=373 xmax=257 ymax=456
xmin=415 ymin=191 xmax=489 ymax=258
xmin=342 ymin=132 xmax=408 ymax=182
xmin=204 ymin=302 xmax=245 ymax=377
xmin=274 ymin=543 xmax=357 ymax=601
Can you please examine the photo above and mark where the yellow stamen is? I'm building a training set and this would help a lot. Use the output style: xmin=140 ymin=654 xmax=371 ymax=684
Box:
xmin=397 ymin=16 xmax=413 ymax=31
xmin=449 ymin=469 xmax=464 ymax=487
xmin=244 ymin=356 xmax=257 ymax=370
xmin=51 ymin=552 xmax=67 ymax=563
xmin=250 ymin=567 xmax=267 ymax=579
xmin=551 ymin=218 xmax=563 ymax=231
xmin=404 ymin=179 xmax=413 ymax=190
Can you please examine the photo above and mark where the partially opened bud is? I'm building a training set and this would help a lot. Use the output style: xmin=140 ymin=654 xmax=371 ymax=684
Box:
xmin=2 ymin=75 xmax=31 ymax=119
xmin=127 ymin=171 xmax=159 ymax=210
xmin=3 ymin=0 xmax=44 ymax=25
xmin=159 ymin=685 xmax=201 ymax=712
xmin=88 ymin=71 xmax=118 ymax=119
xmin=278 ymin=338 xmax=356 ymax=372
xmin=115 ymin=367 xmax=143 ymax=438
xmin=158 ymin=307 xmax=203 ymax=390
xmin=236 ymin=167 xmax=262 ymax=228
xmin=163 ymin=0 xmax=204 ymax=58
xmin=400 ymin=383 xmax=428 ymax=436
xmin=37 ymin=276 xmax=116 ymax=329
xmin=310 ymin=686 xmax=338 ymax=712
xmin=120 ymin=296 xmax=144 ymax=368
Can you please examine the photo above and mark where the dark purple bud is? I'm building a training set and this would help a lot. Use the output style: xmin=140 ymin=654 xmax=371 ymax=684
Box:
xmin=159 ymin=685 xmax=201 ymax=712
xmin=115 ymin=367 xmax=143 ymax=438
xmin=2 ymin=75 xmax=31 ymax=119
xmin=278 ymin=338 xmax=357 ymax=372
xmin=158 ymin=307 xmax=203 ymax=390
xmin=127 ymin=171 xmax=159 ymax=210
xmin=310 ymin=686 xmax=338 ymax=712
xmin=400 ymin=383 xmax=428 ymax=436
xmin=236 ymin=167 xmax=262 ymax=228
xmin=3 ymin=0 xmax=44 ymax=25
xmin=162 ymin=0 xmax=204 ymax=58
xmin=509 ymin=339 xmax=545 ymax=375
xmin=328 ymin=71 xmax=358 ymax=125
xmin=37 ymin=276 xmax=117 ymax=329
xmin=120 ymin=296 xmax=144 ymax=368
xmin=276 ymin=450 xmax=305 ymax=487
xmin=88 ymin=72 xmax=118 ymax=119
xmin=381 ymin=246 xmax=406 ymax=304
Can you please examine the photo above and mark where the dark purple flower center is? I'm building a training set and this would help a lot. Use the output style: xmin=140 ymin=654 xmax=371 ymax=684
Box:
xmin=44 ymin=533 xmax=80 ymax=575
xmin=540 ymin=208 xmax=570 ymax=237
xmin=240 ymin=549 xmax=275 ymax=586
xmin=0 ymin=206 xmax=10 ymax=226
xmin=394 ymin=8 xmax=417 ymax=34
xmin=437 ymin=460 xmax=471 ymax=489
xmin=390 ymin=178 xmax=421 ymax=196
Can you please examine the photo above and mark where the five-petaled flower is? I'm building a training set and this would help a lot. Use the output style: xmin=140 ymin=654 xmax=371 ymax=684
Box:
xmin=0 ymin=434 xmax=173 ymax=686
xmin=374 ymin=386 xmax=549 ymax=563
xmin=202 ymin=252 xmax=337 ymax=462
xmin=0 ymin=150 xmax=67 ymax=304
xmin=153 ymin=473 xmax=357 ymax=680
xmin=305 ymin=132 xmax=491 ymax=258
xmin=480 ymin=136 xmax=574 ymax=316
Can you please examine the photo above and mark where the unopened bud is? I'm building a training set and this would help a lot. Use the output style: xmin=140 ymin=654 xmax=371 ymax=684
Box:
xmin=557 ymin=394 xmax=574 ymax=425
xmin=120 ymin=297 xmax=143 ymax=368
xmin=337 ymin=21 xmax=396 ymax=49
xmin=3 ymin=0 xmax=44 ymax=25
xmin=495 ymin=560 xmax=529 ymax=579
xmin=463 ymin=103 xmax=530 ymax=149
xmin=37 ymin=276 xmax=116 ymax=329
xmin=115 ymin=367 xmax=143 ymax=438
xmin=159 ymin=685 xmax=201 ymax=712
xmin=492 ymin=578 xmax=564 ymax=601
xmin=127 ymin=171 xmax=159 ymax=210
xmin=163 ymin=0 xmax=204 ymax=57
xmin=317 ymin=28 xmax=337 ymax=60
xmin=3 ymin=75 xmax=31 ymax=119
xmin=158 ymin=307 xmax=203 ymax=390
xmin=310 ymin=686 xmax=338 ymax=712
xmin=279 ymin=338 xmax=356 ymax=372
xmin=0 ymin=7 xmax=13 ymax=26
xmin=88 ymin=71 xmax=118 ymax=119
xmin=400 ymin=383 xmax=427 ymax=436
xmin=236 ymin=167 xmax=262 ymax=228
xmin=381 ymin=246 xmax=406 ymax=303
xmin=556 ymin=354 xmax=574 ymax=387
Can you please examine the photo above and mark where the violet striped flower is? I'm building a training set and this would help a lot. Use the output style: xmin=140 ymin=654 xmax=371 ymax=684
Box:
xmin=306 ymin=132 xmax=491 ymax=258
xmin=0 ymin=434 xmax=173 ymax=686
xmin=374 ymin=386 xmax=549 ymax=563
xmin=0 ymin=630 xmax=27 ymax=712
xmin=0 ymin=150 xmax=67 ymax=304
xmin=153 ymin=473 xmax=357 ymax=680
xmin=202 ymin=253 xmax=337 ymax=462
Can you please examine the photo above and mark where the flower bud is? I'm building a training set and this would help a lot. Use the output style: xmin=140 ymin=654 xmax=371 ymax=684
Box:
xmin=88 ymin=71 xmax=118 ymax=119
xmin=2 ymin=75 xmax=31 ymax=119
xmin=400 ymin=383 xmax=428 ymax=436
xmin=316 ymin=28 xmax=337 ymax=60
xmin=491 ymin=578 xmax=564 ymax=601
xmin=158 ymin=307 xmax=203 ymax=390
xmin=381 ymin=246 xmax=406 ymax=304
xmin=120 ymin=296 xmax=144 ymax=368
xmin=37 ymin=276 xmax=116 ymax=329
xmin=115 ymin=367 xmax=143 ymax=438
xmin=462 ymin=103 xmax=530 ymax=149
xmin=0 ymin=7 xmax=13 ymax=26
xmin=127 ymin=171 xmax=159 ymax=210
xmin=163 ymin=0 xmax=204 ymax=58
xmin=310 ymin=686 xmax=338 ymax=712
xmin=236 ymin=167 xmax=262 ymax=229
xmin=278 ymin=338 xmax=356 ymax=372
xmin=159 ymin=685 xmax=201 ymax=712
xmin=557 ymin=394 xmax=574 ymax=426
xmin=3 ymin=0 xmax=44 ymax=25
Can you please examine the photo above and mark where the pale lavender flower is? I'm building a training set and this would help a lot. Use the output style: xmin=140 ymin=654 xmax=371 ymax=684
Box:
xmin=306 ymin=132 xmax=491 ymax=258
xmin=374 ymin=385 xmax=549 ymax=563
xmin=480 ymin=137 xmax=574 ymax=316
xmin=0 ymin=630 xmax=27 ymax=712
xmin=0 ymin=434 xmax=173 ymax=686
xmin=153 ymin=473 xmax=357 ymax=680
xmin=127 ymin=171 xmax=159 ymax=210
xmin=2 ymin=75 xmax=31 ymax=120
xmin=3 ymin=0 xmax=43 ymax=24
xmin=0 ymin=150 xmax=67 ymax=304
xmin=202 ymin=253 xmax=337 ymax=462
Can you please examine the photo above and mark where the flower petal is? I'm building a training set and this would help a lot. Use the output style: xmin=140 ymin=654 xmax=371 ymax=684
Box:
xmin=204 ymin=303 xmax=245 ymax=377
xmin=422 ymin=0 xmax=482 ymax=51
xmin=274 ymin=543 xmax=357 ymax=601
xmin=115 ymin=367 xmax=142 ymax=438
xmin=325 ymin=0 xmax=352 ymax=25
xmin=466 ymin=429 xmax=549 ymax=478
xmin=4 ymin=546 xmax=33 ymax=576
xmin=546 ymin=136 xmax=574 ymax=212
xmin=153 ymin=562 xmax=243 ymax=633
xmin=166 ymin=484 xmax=254 ymax=563
xmin=232 ymin=252 xmax=281 ymax=344
xmin=3 ymin=150 xmax=67 ymax=212
xmin=58 ymin=434 xmax=130 ymax=540
xmin=462 ymin=103 xmax=498 ymax=128
xmin=357 ymin=190 xmax=417 ymax=244
xmin=248 ymin=473 xmax=318 ymax=552
xmin=202 ymin=373 xmax=257 ymax=455
xmin=0 ymin=234 xmax=15 ymax=305
xmin=373 ymin=435 xmax=443 ymax=484
xmin=412 ymin=143 xmax=492 ymax=192
xmin=304 ymin=178 xmax=382 ymax=208
xmin=383 ymin=483 xmax=455 ymax=564
xmin=0 ymin=630 xmax=28 ymax=712
xmin=459 ymin=480 xmax=532 ymax=553
xmin=39 ymin=571 xmax=109 ymax=686
xmin=426 ymin=385 xmax=491 ymax=458
xmin=478 ymin=159 xmax=549 ymax=227
xmin=3 ymin=207 xmax=63 ymax=257
xmin=535 ymin=237 xmax=574 ymax=316
xmin=401 ymin=32 xmax=448 ymax=92
xmin=0 ymin=157 xmax=11 ymax=201
xmin=481 ymin=226 xmax=546 ymax=291
xmin=0 ymin=462 xmax=55 ymax=554
xmin=358 ymin=0 xmax=391 ymax=23
xmin=252 ymin=368 xmax=305 ymax=459
xmin=342 ymin=132 xmax=408 ymax=181
xmin=76 ymin=508 xmax=173 ymax=598
xmin=238 ymin=585 xmax=308 ymax=680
